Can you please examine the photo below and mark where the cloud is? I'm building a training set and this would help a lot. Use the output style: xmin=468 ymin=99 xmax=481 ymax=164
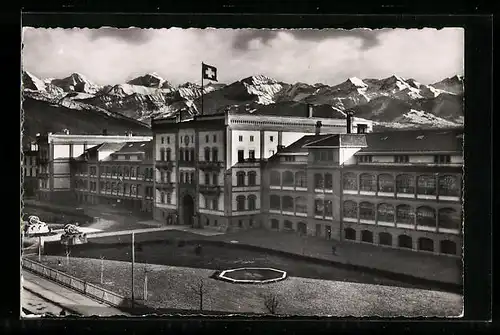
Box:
xmin=232 ymin=28 xmax=387 ymax=51
xmin=21 ymin=27 xmax=464 ymax=87
xmin=88 ymin=27 xmax=153 ymax=45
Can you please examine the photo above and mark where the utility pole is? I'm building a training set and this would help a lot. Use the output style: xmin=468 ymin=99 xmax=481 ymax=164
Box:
xmin=131 ymin=232 xmax=135 ymax=308
xmin=38 ymin=236 xmax=41 ymax=262
xmin=201 ymin=62 xmax=204 ymax=116
xmin=143 ymin=265 xmax=149 ymax=301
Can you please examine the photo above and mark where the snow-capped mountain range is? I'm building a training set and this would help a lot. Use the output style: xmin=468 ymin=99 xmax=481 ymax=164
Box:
xmin=22 ymin=71 xmax=464 ymax=136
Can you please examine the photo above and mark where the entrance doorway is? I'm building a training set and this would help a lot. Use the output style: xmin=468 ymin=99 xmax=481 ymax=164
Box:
xmin=181 ymin=194 xmax=195 ymax=226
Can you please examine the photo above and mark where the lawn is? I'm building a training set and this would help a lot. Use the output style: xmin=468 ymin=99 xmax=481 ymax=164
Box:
xmin=29 ymin=255 xmax=463 ymax=317
xmin=45 ymin=237 xmax=425 ymax=290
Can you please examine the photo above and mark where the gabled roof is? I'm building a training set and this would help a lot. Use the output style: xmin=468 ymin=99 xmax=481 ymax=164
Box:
xmin=358 ymin=128 xmax=464 ymax=153
xmin=112 ymin=141 xmax=152 ymax=154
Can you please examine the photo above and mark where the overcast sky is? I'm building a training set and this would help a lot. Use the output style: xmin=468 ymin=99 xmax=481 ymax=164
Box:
xmin=22 ymin=27 xmax=464 ymax=87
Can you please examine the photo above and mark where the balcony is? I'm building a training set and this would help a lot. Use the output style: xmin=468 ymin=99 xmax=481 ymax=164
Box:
xmin=178 ymin=160 xmax=196 ymax=168
xmin=199 ymin=185 xmax=222 ymax=196
xmin=156 ymin=161 xmax=175 ymax=170
xmin=198 ymin=161 xmax=224 ymax=171
xmin=156 ymin=182 xmax=175 ymax=191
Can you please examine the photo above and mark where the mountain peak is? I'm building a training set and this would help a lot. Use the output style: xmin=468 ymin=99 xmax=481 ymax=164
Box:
xmin=346 ymin=77 xmax=368 ymax=88
xmin=241 ymin=75 xmax=277 ymax=85
xmin=127 ymin=73 xmax=168 ymax=88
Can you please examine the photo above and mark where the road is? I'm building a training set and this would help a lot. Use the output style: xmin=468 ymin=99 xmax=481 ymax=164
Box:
xmin=22 ymin=270 xmax=129 ymax=317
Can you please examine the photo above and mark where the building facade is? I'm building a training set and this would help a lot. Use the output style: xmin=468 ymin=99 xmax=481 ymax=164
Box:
xmin=35 ymin=132 xmax=152 ymax=204
xmin=262 ymin=128 xmax=463 ymax=257
xmin=151 ymin=103 xmax=373 ymax=231
xmin=22 ymin=142 xmax=39 ymax=198
xmin=73 ymin=141 xmax=155 ymax=214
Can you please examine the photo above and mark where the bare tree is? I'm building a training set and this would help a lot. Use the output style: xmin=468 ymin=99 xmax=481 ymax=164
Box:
xmin=263 ymin=292 xmax=281 ymax=315
xmin=188 ymin=278 xmax=206 ymax=311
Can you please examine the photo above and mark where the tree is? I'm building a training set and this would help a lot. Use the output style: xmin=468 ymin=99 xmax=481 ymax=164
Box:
xmin=188 ymin=278 xmax=206 ymax=311
xmin=263 ymin=292 xmax=281 ymax=315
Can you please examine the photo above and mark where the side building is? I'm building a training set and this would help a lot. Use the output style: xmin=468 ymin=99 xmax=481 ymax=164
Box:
xmin=22 ymin=141 xmax=39 ymax=198
xmin=151 ymin=103 xmax=373 ymax=231
xmin=72 ymin=141 xmax=155 ymax=215
xmin=35 ymin=131 xmax=152 ymax=204
xmin=262 ymin=127 xmax=463 ymax=257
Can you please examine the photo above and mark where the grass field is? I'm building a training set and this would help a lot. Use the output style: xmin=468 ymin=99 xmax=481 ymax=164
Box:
xmin=31 ymin=255 xmax=463 ymax=317
xmin=46 ymin=236 xmax=424 ymax=289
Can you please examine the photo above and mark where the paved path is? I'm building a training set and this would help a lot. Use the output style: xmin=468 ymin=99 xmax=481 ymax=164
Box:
xmin=22 ymin=270 xmax=129 ymax=317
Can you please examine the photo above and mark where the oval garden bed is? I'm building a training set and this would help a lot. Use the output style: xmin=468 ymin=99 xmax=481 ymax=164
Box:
xmin=215 ymin=267 xmax=287 ymax=284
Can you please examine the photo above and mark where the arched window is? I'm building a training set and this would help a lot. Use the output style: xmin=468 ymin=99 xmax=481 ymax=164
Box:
xmin=236 ymin=171 xmax=245 ymax=186
xmin=160 ymin=171 xmax=165 ymax=183
xmin=344 ymin=228 xmax=356 ymax=240
xmin=111 ymin=182 xmax=116 ymax=193
xmin=377 ymin=203 xmax=395 ymax=223
xmin=271 ymin=219 xmax=279 ymax=230
xmin=418 ymin=237 xmax=434 ymax=252
xmin=398 ymin=235 xmax=413 ymax=249
xmin=378 ymin=174 xmax=394 ymax=193
xmin=417 ymin=175 xmax=436 ymax=195
xmin=179 ymin=148 xmax=184 ymax=161
xmin=105 ymin=181 xmax=110 ymax=191
xmin=270 ymin=171 xmax=281 ymax=186
xmin=136 ymin=184 xmax=141 ymax=196
xmin=359 ymin=202 xmax=375 ymax=220
xmin=439 ymin=175 xmax=460 ymax=197
xmin=396 ymin=174 xmax=414 ymax=194
xmin=343 ymin=201 xmax=357 ymax=219
xmin=284 ymin=220 xmax=293 ymax=230
xmin=396 ymin=204 xmax=414 ymax=225
xmin=416 ymin=206 xmax=436 ymax=228
xmin=236 ymin=195 xmax=246 ymax=211
xmin=295 ymin=196 xmax=307 ymax=214
xmin=440 ymin=240 xmax=458 ymax=255
xmin=324 ymin=173 xmax=333 ymax=189
xmin=343 ymin=172 xmax=357 ymax=191
xmin=111 ymin=166 xmax=117 ymax=176
xmin=438 ymin=208 xmax=461 ymax=230
xmin=166 ymin=171 xmax=171 ymax=183
xmin=124 ymin=166 xmax=130 ymax=177
xmin=166 ymin=148 xmax=171 ymax=161
xmin=190 ymin=149 xmax=195 ymax=162
xmin=361 ymin=230 xmax=373 ymax=243
xmin=360 ymin=173 xmax=376 ymax=192
xmin=295 ymin=171 xmax=307 ymax=188
xmin=283 ymin=171 xmax=294 ymax=186
xmin=160 ymin=148 xmax=165 ymax=161
xmin=204 ymin=147 xmax=210 ymax=161
xmin=248 ymin=195 xmax=257 ymax=210
xmin=212 ymin=147 xmax=219 ymax=162
xmin=105 ymin=166 xmax=111 ymax=175
xmin=297 ymin=222 xmax=307 ymax=236
xmin=160 ymin=192 xmax=165 ymax=203
xmin=379 ymin=232 xmax=393 ymax=246
xmin=117 ymin=166 xmax=122 ymax=177
xmin=282 ymin=196 xmax=294 ymax=212
xmin=270 ymin=195 xmax=280 ymax=210
xmin=136 ymin=167 xmax=140 ymax=179
xmin=180 ymin=172 xmax=184 ymax=183
xmin=248 ymin=171 xmax=257 ymax=186
xmin=314 ymin=173 xmax=324 ymax=189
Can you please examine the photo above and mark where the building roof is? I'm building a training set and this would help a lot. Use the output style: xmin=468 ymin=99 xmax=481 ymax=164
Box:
xmin=358 ymin=128 xmax=464 ymax=153
xmin=277 ymin=134 xmax=332 ymax=154
xmin=303 ymin=134 xmax=368 ymax=148
xmin=112 ymin=141 xmax=152 ymax=154
xmin=231 ymin=101 xmax=347 ymax=119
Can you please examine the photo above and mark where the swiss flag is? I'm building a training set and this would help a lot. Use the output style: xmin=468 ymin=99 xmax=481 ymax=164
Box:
xmin=202 ymin=63 xmax=217 ymax=82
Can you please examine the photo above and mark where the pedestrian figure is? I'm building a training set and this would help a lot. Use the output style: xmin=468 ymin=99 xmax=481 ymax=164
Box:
xmin=195 ymin=244 xmax=203 ymax=256
xmin=331 ymin=245 xmax=337 ymax=255
xmin=58 ymin=259 xmax=62 ymax=266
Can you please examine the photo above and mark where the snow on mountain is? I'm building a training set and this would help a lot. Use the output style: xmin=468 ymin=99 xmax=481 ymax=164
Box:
xmin=127 ymin=73 xmax=171 ymax=88
xmin=430 ymin=75 xmax=464 ymax=95
xmin=240 ymin=75 xmax=284 ymax=105
xmin=347 ymin=77 xmax=368 ymax=88
xmin=50 ymin=73 xmax=102 ymax=94
xmin=22 ymin=71 xmax=47 ymax=91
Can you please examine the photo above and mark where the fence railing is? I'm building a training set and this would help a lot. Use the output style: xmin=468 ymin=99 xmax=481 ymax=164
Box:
xmin=22 ymin=257 xmax=129 ymax=308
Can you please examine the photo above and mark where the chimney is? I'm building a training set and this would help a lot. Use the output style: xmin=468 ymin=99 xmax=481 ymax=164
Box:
xmin=315 ymin=121 xmax=322 ymax=135
xmin=308 ymin=104 xmax=314 ymax=118
xmin=102 ymin=129 xmax=108 ymax=136
xmin=63 ymin=129 xmax=70 ymax=135
xmin=346 ymin=111 xmax=354 ymax=134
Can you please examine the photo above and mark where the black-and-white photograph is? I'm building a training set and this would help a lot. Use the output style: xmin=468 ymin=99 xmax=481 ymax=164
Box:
xmin=21 ymin=26 xmax=464 ymax=317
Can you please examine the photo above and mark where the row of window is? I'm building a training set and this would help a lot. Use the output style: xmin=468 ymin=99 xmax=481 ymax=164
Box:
xmin=97 ymin=181 xmax=146 ymax=197
xmin=344 ymin=229 xmax=459 ymax=255
xmin=235 ymin=195 xmax=258 ymax=211
xmin=357 ymin=154 xmax=452 ymax=164
xmin=89 ymin=166 xmax=154 ymax=180
xmin=235 ymin=171 xmax=258 ymax=186
xmin=342 ymin=201 xmax=461 ymax=229
xmin=343 ymin=173 xmax=460 ymax=196
xmin=238 ymin=135 xmax=274 ymax=142
xmin=237 ymin=149 xmax=256 ymax=162
xmin=158 ymin=147 xmax=221 ymax=162
xmin=269 ymin=195 xmax=332 ymax=216
xmin=160 ymin=134 xmax=219 ymax=145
